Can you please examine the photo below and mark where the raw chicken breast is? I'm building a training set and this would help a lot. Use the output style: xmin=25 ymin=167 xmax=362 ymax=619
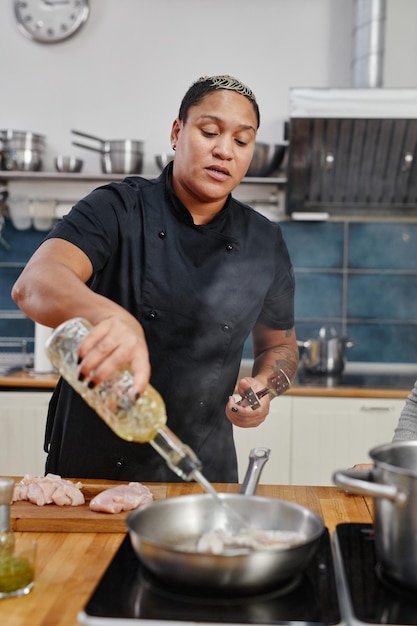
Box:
xmin=89 ymin=482 xmax=153 ymax=514
xmin=12 ymin=474 xmax=85 ymax=506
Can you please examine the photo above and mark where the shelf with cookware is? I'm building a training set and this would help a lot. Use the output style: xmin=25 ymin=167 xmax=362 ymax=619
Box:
xmin=0 ymin=171 xmax=287 ymax=185
xmin=0 ymin=172 xmax=288 ymax=228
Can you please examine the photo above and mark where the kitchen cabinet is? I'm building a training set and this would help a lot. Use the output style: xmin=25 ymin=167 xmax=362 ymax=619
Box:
xmin=290 ymin=396 xmax=403 ymax=485
xmin=0 ymin=389 xmax=404 ymax=485
xmin=0 ymin=391 xmax=51 ymax=476
xmin=233 ymin=396 xmax=292 ymax=484
xmin=234 ymin=395 xmax=404 ymax=486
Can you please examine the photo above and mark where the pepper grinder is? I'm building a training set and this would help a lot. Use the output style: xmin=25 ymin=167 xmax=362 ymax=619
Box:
xmin=0 ymin=478 xmax=15 ymax=557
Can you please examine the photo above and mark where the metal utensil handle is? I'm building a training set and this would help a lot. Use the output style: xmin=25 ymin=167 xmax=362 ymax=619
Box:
xmin=72 ymin=141 xmax=105 ymax=154
xmin=71 ymin=129 xmax=105 ymax=144
xmin=333 ymin=469 xmax=408 ymax=505
xmin=238 ymin=369 xmax=291 ymax=411
xmin=239 ymin=447 xmax=270 ymax=495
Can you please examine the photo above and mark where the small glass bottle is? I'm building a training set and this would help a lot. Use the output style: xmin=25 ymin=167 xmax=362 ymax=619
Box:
xmin=0 ymin=478 xmax=15 ymax=558
xmin=45 ymin=318 xmax=211 ymax=486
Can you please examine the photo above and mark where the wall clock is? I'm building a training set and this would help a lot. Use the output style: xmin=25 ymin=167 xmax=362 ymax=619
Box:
xmin=14 ymin=0 xmax=90 ymax=44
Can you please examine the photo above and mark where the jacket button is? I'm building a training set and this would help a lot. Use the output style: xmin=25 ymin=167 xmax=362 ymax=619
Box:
xmin=226 ymin=243 xmax=233 ymax=251
xmin=158 ymin=231 xmax=166 ymax=238
xmin=116 ymin=457 xmax=124 ymax=468
xmin=148 ymin=310 xmax=158 ymax=320
xmin=222 ymin=324 xmax=230 ymax=332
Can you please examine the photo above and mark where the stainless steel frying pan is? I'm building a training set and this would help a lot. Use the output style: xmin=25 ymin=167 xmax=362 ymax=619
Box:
xmin=126 ymin=448 xmax=324 ymax=594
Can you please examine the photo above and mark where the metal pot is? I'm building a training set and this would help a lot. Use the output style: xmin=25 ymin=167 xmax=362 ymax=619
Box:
xmin=127 ymin=447 xmax=324 ymax=594
xmin=297 ymin=326 xmax=353 ymax=375
xmin=0 ymin=129 xmax=46 ymax=150
xmin=0 ymin=148 xmax=43 ymax=171
xmin=333 ymin=440 xmax=417 ymax=590
xmin=71 ymin=129 xmax=144 ymax=174
xmin=0 ymin=129 xmax=46 ymax=171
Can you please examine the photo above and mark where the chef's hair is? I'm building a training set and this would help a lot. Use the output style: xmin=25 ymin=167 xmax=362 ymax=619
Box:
xmin=178 ymin=75 xmax=260 ymax=129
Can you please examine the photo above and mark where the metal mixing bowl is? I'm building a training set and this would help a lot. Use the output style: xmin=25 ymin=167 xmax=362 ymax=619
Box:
xmin=54 ymin=156 xmax=84 ymax=173
xmin=246 ymin=143 xmax=287 ymax=177
xmin=155 ymin=153 xmax=175 ymax=171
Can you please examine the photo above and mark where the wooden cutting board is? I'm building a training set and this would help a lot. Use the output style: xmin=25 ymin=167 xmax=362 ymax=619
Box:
xmin=10 ymin=478 xmax=168 ymax=533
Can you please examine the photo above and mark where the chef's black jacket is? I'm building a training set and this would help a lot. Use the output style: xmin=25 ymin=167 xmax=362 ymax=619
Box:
xmin=43 ymin=164 xmax=295 ymax=483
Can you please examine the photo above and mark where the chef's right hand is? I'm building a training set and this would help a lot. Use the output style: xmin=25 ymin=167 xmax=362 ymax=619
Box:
xmin=76 ymin=315 xmax=151 ymax=399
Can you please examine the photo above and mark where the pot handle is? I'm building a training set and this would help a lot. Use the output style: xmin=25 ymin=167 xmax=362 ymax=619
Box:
xmin=333 ymin=468 xmax=408 ymax=505
xmin=240 ymin=447 xmax=270 ymax=496
xmin=71 ymin=129 xmax=105 ymax=144
xmin=72 ymin=141 xmax=104 ymax=154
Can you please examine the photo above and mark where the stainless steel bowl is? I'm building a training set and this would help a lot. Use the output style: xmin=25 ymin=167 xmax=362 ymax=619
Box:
xmin=155 ymin=153 xmax=175 ymax=171
xmin=54 ymin=156 xmax=83 ymax=173
xmin=246 ymin=143 xmax=287 ymax=177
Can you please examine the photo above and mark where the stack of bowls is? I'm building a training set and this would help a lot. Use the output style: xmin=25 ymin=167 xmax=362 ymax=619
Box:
xmin=0 ymin=129 xmax=46 ymax=171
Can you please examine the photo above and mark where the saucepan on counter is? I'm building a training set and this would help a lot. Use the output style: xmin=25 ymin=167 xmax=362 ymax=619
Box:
xmin=333 ymin=440 xmax=417 ymax=590
xmin=127 ymin=447 xmax=324 ymax=594
xmin=297 ymin=325 xmax=354 ymax=375
xmin=71 ymin=129 xmax=144 ymax=174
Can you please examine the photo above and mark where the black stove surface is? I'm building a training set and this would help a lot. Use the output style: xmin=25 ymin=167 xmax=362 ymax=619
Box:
xmin=79 ymin=529 xmax=340 ymax=625
xmin=334 ymin=524 xmax=417 ymax=625
xmin=294 ymin=371 xmax=417 ymax=390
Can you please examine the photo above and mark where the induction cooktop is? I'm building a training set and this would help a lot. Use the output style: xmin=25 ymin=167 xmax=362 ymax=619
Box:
xmin=78 ymin=529 xmax=340 ymax=625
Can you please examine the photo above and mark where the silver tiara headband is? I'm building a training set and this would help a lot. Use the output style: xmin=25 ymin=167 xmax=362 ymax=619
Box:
xmin=197 ymin=75 xmax=257 ymax=103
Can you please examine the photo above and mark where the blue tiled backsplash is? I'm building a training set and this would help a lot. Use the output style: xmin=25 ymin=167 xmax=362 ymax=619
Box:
xmin=1 ymin=217 xmax=417 ymax=364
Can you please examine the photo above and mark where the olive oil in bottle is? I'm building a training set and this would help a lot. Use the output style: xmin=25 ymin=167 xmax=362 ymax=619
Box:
xmin=45 ymin=318 xmax=215 ymax=491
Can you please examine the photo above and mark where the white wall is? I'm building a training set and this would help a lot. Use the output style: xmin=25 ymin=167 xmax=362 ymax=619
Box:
xmin=1 ymin=0 xmax=417 ymax=175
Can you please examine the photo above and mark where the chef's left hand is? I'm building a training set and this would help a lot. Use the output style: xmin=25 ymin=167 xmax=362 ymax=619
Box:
xmin=226 ymin=377 xmax=270 ymax=427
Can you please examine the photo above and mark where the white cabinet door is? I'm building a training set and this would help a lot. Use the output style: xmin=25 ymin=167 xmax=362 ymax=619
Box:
xmin=0 ymin=392 xmax=51 ymax=476
xmin=233 ymin=396 xmax=292 ymax=485
xmin=290 ymin=396 xmax=404 ymax=486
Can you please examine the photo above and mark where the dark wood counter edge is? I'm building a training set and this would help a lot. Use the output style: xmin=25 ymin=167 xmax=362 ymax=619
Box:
xmin=0 ymin=370 xmax=411 ymax=398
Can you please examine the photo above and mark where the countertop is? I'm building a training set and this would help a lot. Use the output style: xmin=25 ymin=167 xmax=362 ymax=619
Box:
xmin=2 ymin=480 xmax=373 ymax=626
xmin=0 ymin=366 xmax=415 ymax=398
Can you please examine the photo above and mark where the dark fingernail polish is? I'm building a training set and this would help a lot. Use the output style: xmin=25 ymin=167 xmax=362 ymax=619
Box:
xmin=77 ymin=356 xmax=82 ymax=365
xmin=134 ymin=392 xmax=140 ymax=401
xmin=231 ymin=407 xmax=238 ymax=413
xmin=87 ymin=380 xmax=96 ymax=389
xmin=78 ymin=373 xmax=85 ymax=382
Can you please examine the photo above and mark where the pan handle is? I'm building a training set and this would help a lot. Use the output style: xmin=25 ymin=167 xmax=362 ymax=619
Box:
xmin=72 ymin=141 xmax=104 ymax=154
xmin=239 ymin=447 xmax=270 ymax=496
xmin=71 ymin=129 xmax=105 ymax=144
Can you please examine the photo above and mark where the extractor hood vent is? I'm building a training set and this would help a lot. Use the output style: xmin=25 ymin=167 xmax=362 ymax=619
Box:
xmin=286 ymin=88 xmax=417 ymax=216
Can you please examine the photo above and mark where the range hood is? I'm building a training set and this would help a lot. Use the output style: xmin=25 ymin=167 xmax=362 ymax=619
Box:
xmin=286 ymin=88 xmax=417 ymax=217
